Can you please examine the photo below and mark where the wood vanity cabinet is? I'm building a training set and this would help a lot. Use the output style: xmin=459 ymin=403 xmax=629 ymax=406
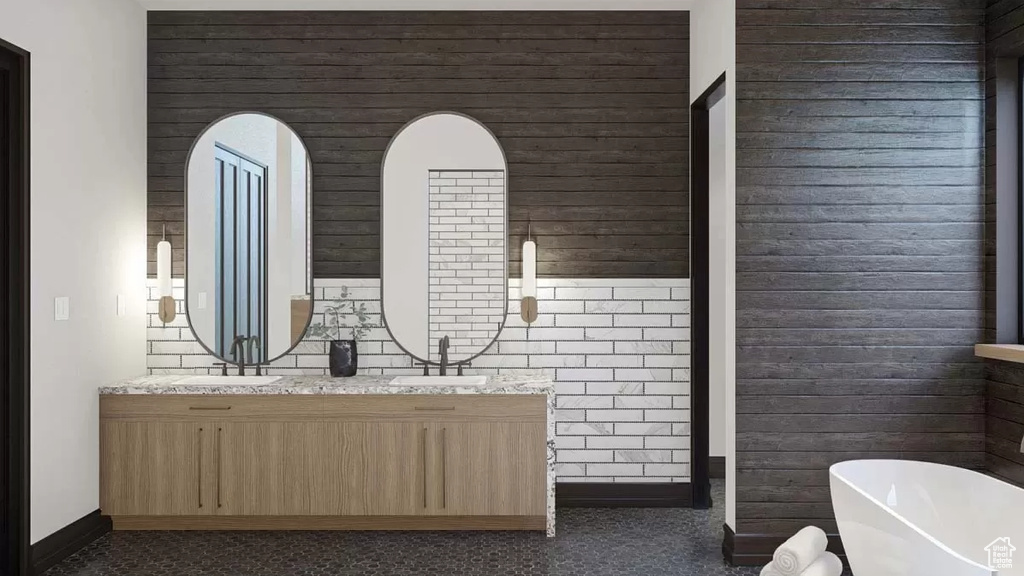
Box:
xmin=100 ymin=421 xmax=207 ymax=516
xmin=439 ymin=422 xmax=547 ymax=517
xmin=99 ymin=394 xmax=547 ymax=530
xmin=215 ymin=422 xmax=324 ymax=516
xmin=318 ymin=421 xmax=428 ymax=516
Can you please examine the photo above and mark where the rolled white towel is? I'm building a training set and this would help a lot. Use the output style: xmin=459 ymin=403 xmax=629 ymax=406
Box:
xmin=799 ymin=552 xmax=843 ymax=576
xmin=759 ymin=562 xmax=786 ymax=576
xmin=771 ymin=526 xmax=829 ymax=575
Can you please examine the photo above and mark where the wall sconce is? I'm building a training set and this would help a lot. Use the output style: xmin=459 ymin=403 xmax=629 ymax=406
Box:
xmin=157 ymin=226 xmax=176 ymax=324
xmin=521 ymin=224 xmax=538 ymax=324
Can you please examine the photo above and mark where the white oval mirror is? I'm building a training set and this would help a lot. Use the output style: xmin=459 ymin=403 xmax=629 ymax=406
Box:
xmin=381 ymin=112 xmax=508 ymax=365
xmin=185 ymin=112 xmax=313 ymax=365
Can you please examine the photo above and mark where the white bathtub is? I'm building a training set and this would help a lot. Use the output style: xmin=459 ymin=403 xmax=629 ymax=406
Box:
xmin=830 ymin=460 xmax=1024 ymax=576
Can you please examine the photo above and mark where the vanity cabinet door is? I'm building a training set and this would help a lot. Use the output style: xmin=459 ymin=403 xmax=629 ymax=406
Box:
xmin=437 ymin=422 xmax=547 ymax=516
xmin=214 ymin=422 xmax=322 ymax=516
xmin=319 ymin=422 xmax=429 ymax=516
xmin=100 ymin=421 xmax=211 ymax=516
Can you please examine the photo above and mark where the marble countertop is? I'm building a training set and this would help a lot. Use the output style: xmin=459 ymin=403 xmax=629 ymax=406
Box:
xmin=98 ymin=372 xmax=554 ymax=396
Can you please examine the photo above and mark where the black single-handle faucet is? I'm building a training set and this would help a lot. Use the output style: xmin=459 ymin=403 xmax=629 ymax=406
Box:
xmin=438 ymin=336 xmax=450 ymax=376
xmin=229 ymin=335 xmax=247 ymax=376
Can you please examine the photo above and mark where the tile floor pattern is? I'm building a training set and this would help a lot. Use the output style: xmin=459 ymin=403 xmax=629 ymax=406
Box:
xmin=45 ymin=482 xmax=850 ymax=576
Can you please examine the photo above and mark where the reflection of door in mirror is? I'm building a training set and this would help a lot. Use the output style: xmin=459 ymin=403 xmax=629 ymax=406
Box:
xmin=213 ymin=145 xmax=268 ymax=364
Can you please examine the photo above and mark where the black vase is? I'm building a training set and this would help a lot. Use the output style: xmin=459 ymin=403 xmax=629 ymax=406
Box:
xmin=329 ymin=340 xmax=358 ymax=377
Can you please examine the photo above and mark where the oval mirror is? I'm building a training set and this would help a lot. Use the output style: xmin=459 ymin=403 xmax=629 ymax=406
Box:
xmin=185 ymin=112 xmax=313 ymax=365
xmin=381 ymin=112 xmax=508 ymax=365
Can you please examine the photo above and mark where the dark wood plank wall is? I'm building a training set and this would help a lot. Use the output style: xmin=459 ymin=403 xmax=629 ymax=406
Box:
xmin=147 ymin=11 xmax=689 ymax=279
xmin=735 ymin=0 xmax=987 ymax=538
xmin=986 ymin=0 xmax=1024 ymax=486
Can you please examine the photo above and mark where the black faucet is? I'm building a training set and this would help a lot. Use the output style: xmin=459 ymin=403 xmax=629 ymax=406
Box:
xmin=247 ymin=336 xmax=262 ymax=376
xmin=229 ymin=335 xmax=247 ymax=376
xmin=438 ymin=336 xmax=450 ymax=376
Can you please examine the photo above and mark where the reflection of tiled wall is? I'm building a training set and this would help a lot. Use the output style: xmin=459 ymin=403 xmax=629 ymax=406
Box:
xmin=427 ymin=170 xmax=505 ymax=362
xmin=148 ymin=278 xmax=691 ymax=482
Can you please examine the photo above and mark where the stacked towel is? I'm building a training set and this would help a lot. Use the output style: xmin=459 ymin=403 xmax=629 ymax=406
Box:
xmin=759 ymin=526 xmax=843 ymax=576
xmin=774 ymin=526 xmax=829 ymax=574
xmin=799 ymin=553 xmax=843 ymax=576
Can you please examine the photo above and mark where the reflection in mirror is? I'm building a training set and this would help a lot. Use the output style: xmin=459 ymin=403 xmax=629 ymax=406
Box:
xmin=186 ymin=113 xmax=312 ymax=365
xmin=381 ymin=112 xmax=508 ymax=365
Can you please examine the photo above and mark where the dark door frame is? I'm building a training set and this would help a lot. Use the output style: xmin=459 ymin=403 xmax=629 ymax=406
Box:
xmin=0 ymin=37 xmax=30 ymax=576
xmin=690 ymin=72 xmax=726 ymax=510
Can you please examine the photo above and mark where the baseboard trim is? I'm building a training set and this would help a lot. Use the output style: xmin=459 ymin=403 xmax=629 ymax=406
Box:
xmin=111 ymin=515 xmax=545 ymax=531
xmin=31 ymin=510 xmax=111 ymax=575
xmin=556 ymin=482 xmax=692 ymax=508
xmin=709 ymin=457 xmax=725 ymax=479
xmin=722 ymin=524 xmax=846 ymax=567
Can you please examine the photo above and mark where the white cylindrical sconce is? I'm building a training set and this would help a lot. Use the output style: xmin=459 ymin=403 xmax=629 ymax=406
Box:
xmin=522 ymin=239 xmax=537 ymax=298
xmin=157 ymin=226 xmax=176 ymax=324
xmin=521 ymin=228 xmax=538 ymax=324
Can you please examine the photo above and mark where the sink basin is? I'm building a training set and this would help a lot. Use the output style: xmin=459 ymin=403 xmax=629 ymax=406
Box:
xmin=389 ymin=376 xmax=487 ymax=387
xmin=178 ymin=375 xmax=282 ymax=386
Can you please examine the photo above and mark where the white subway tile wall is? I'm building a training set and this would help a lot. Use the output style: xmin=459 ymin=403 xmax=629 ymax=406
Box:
xmin=148 ymin=278 xmax=690 ymax=482
xmin=427 ymin=170 xmax=506 ymax=362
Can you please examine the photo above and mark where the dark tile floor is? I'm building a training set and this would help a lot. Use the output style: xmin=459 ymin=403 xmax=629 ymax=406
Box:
xmin=44 ymin=482 xmax=839 ymax=576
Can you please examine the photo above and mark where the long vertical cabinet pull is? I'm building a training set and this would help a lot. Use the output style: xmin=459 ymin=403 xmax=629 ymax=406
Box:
xmin=441 ymin=427 xmax=447 ymax=509
xmin=421 ymin=427 xmax=428 ymax=509
xmin=217 ymin=427 xmax=223 ymax=508
xmin=197 ymin=427 xmax=204 ymax=509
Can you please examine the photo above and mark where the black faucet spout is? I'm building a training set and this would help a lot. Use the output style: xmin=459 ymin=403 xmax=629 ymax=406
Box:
xmin=438 ymin=336 xmax=450 ymax=376
xmin=247 ymin=336 xmax=261 ymax=365
xmin=247 ymin=336 xmax=263 ymax=375
xmin=229 ymin=335 xmax=248 ymax=376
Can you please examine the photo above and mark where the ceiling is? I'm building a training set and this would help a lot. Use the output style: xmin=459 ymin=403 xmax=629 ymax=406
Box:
xmin=140 ymin=0 xmax=692 ymax=10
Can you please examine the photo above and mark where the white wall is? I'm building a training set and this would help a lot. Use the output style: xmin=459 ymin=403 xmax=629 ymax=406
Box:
xmin=141 ymin=0 xmax=694 ymax=9
xmin=690 ymin=0 xmax=736 ymax=529
xmin=0 ymin=0 xmax=148 ymax=543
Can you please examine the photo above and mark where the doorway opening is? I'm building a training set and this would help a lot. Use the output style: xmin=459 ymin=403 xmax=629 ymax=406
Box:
xmin=690 ymin=72 xmax=727 ymax=510
xmin=0 ymin=37 xmax=30 ymax=576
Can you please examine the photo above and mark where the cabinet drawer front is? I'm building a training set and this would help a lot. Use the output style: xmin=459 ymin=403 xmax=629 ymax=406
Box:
xmin=100 ymin=395 xmax=322 ymax=421
xmin=322 ymin=395 xmax=546 ymax=422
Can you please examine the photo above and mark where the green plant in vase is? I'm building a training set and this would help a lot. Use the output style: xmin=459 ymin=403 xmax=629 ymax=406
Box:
xmin=307 ymin=286 xmax=375 ymax=377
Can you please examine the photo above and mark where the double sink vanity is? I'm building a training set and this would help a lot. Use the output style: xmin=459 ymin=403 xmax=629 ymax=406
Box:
xmin=99 ymin=374 xmax=555 ymax=535
xmin=102 ymin=112 xmax=553 ymax=534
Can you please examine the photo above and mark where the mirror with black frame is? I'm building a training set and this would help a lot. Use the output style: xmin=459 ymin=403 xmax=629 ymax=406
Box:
xmin=185 ymin=112 xmax=313 ymax=367
xmin=381 ymin=112 xmax=508 ymax=368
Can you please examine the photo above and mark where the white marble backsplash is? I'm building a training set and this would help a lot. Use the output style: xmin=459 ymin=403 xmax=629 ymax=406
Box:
xmin=147 ymin=278 xmax=691 ymax=483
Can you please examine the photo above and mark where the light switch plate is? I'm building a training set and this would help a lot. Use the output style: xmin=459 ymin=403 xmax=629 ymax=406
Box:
xmin=116 ymin=294 xmax=126 ymax=317
xmin=54 ymin=297 xmax=70 ymax=321
xmin=198 ymin=292 xmax=207 ymax=310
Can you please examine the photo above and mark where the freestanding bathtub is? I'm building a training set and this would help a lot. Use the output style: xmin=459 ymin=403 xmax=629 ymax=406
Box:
xmin=830 ymin=460 xmax=1024 ymax=575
